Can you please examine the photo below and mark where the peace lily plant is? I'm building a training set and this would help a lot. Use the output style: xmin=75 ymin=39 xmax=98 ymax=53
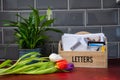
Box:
xmin=3 ymin=7 xmax=62 ymax=57
xmin=4 ymin=7 xmax=62 ymax=50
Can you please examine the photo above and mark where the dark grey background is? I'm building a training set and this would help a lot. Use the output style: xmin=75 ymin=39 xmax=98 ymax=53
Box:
xmin=0 ymin=0 xmax=120 ymax=60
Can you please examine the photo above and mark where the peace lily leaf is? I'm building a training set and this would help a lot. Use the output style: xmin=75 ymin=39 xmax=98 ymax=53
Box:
xmin=41 ymin=19 xmax=54 ymax=28
xmin=45 ymin=28 xmax=63 ymax=34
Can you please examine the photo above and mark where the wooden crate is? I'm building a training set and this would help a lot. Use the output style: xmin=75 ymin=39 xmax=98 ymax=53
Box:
xmin=58 ymin=31 xmax=108 ymax=68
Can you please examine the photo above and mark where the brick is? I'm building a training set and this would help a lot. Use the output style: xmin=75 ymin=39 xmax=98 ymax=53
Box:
xmin=36 ymin=0 xmax=67 ymax=10
xmin=87 ymin=9 xmax=118 ymax=25
xmin=53 ymin=11 xmax=84 ymax=26
xmin=70 ymin=0 xmax=101 ymax=9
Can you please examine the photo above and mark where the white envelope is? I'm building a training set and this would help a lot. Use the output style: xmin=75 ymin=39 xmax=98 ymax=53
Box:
xmin=62 ymin=33 xmax=105 ymax=51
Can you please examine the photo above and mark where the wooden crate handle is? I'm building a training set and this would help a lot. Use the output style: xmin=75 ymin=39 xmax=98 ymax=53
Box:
xmin=75 ymin=31 xmax=90 ymax=35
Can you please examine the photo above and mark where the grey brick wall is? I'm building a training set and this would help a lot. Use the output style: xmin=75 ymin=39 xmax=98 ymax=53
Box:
xmin=0 ymin=0 xmax=120 ymax=60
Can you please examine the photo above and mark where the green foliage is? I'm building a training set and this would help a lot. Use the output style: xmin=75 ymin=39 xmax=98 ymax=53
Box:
xmin=3 ymin=7 xmax=63 ymax=49
xmin=0 ymin=52 xmax=58 ymax=75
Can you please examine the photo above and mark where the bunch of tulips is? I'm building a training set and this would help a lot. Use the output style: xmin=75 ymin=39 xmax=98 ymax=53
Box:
xmin=0 ymin=52 xmax=74 ymax=75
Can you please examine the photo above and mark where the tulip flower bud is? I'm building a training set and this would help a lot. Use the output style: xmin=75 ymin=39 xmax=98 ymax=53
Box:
xmin=56 ymin=59 xmax=68 ymax=70
xmin=65 ymin=63 xmax=74 ymax=71
xmin=49 ymin=53 xmax=63 ymax=62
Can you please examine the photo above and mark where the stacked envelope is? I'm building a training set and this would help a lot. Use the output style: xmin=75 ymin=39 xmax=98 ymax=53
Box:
xmin=62 ymin=33 xmax=106 ymax=51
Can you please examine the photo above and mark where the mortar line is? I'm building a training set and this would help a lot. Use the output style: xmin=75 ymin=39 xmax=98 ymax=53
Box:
xmin=1 ymin=8 xmax=119 ymax=12
xmin=51 ymin=42 xmax=54 ymax=53
xmin=34 ymin=0 xmax=37 ymax=9
xmin=68 ymin=27 xmax=71 ymax=33
xmin=1 ymin=27 xmax=4 ymax=44
xmin=1 ymin=0 xmax=3 ymax=11
xmin=118 ymin=42 xmax=120 ymax=58
xmin=118 ymin=8 xmax=119 ymax=25
xmin=18 ymin=12 xmax=20 ymax=21
xmin=101 ymin=0 xmax=103 ymax=9
xmin=84 ymin=10 xmax=87 ymax=27
xmin=68 ymin=0 xmax=70 ymax=11
xmin=101 ymin=26 xmax=103 ymax=33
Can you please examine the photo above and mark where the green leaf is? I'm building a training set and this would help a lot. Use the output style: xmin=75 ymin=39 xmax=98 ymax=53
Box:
xmin=30 ymin=7 xmax=40 ymax=28
xmin=40 ymin=15 xmax=46 ymax=22
xmin=45 ymin=28 xmax=63 ymax=34
xmin=3 ymin=20 xmax=18 ymax=27
xmin=0 ymin=60 xmax=12 ymax=68
xmin=16 ymin=14 xmax=29 ymax=25
xmin=41 ymin=19 xmax=54 ymax=28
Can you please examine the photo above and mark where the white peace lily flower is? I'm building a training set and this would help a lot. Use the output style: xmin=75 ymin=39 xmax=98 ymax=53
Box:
xmin=47 ymin=7 xmax=52 ymax=20
xmin=49 ymin=53 xmax=63 ymax=62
